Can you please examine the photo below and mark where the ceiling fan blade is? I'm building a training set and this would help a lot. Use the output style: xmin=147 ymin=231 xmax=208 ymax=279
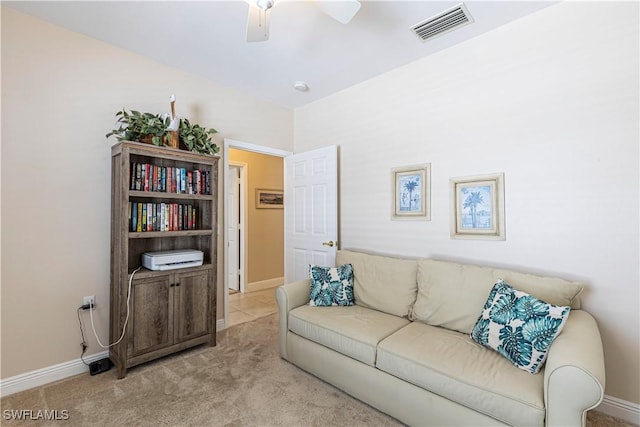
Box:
xmin=315 ymin=0 xmax=361 ymax=24
xmin=246 ymin=3 xmax=270 ymax=42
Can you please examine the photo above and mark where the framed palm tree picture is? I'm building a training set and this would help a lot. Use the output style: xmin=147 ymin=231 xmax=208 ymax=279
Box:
xmin=391 ymin=164 xmax=431 ymax=220
xmin=450 ymin=173 xmax=505 ymax=240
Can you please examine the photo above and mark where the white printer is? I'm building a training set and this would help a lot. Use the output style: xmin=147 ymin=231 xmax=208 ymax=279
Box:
xmin=142 ymin=249 xmax=204 ymax=271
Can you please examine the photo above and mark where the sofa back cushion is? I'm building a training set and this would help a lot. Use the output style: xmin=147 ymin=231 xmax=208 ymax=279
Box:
xmin=409 ymin=259 xmax=583 ymax=334
xmin=336 ymin=250 xmax=418 ymax=317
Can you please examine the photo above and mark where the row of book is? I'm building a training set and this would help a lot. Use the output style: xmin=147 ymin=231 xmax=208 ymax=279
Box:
xmin=130 ymin=163 xmax=211 ymax=195
xmin=130 ymin=202 xmax=198 ymax=232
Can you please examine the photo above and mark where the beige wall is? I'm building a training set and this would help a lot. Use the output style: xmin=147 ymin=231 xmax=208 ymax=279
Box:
xmin=295 ymin=2 xmax=639 ymax=405
xmin=1 ymin=8 xmax=293 ymax=379
xmin=228 ymin=149 xmax=284 ymax=285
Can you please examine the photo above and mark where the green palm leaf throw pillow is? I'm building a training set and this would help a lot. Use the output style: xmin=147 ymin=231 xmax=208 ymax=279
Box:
xmin=309 ymin=264 xmax=354 ymax=307
xmin=470 ymin=279 xmax=571 ymax=374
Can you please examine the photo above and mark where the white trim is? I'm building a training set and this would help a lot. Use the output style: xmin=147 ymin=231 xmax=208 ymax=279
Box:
xmin=0 ymin=351 xmax=108 ymax=397
xmin=596 ymin=395 xmax=640 ymax=425
xmin=224 ymin=138 xmax=291 ymax=158
xmin=222 ymin=138 xmax=292 ymax=330
xmin=216 ymin=318 xmax=226 ymax=331
xmin=245 ymin=277 xmax=284 ymax=293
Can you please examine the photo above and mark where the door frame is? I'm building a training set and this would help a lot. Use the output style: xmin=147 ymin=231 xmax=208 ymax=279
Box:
xmin=222 ymin=138 xmax=292 ymax=330
xmin=227 ymin=161 xmax=247 ymax=293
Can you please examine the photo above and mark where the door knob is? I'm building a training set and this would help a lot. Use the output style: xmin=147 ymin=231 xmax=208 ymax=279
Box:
xmin=322 ymin=240 xmax=335 ymax=247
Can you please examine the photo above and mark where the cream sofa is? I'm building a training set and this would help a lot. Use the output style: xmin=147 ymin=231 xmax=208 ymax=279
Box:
xmin=276 ymin=250 xmax=605 ymax=427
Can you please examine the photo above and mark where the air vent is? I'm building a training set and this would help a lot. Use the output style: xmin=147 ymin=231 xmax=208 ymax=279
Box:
xmin=411 ymin=3 xmax=473 ymax=42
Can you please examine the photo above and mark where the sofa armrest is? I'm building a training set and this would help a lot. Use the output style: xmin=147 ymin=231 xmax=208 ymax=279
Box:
xmin=544 ymin=310 xmax=605 ymax=427
xmin=276 ymin=279 xmax=309 ymax=360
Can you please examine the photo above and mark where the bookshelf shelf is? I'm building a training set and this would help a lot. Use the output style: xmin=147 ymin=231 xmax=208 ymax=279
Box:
xmin=129 ymin=190 xmax=214 ymax=201
xmin=110 ymin=140 xmax=219 ymax=379
xmin=128 ymin=230 xmax=214 ymax=239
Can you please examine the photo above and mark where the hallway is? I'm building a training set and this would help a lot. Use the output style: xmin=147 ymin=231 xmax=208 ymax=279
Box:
xmin=228 ymin=288 xmax=279 ymax=327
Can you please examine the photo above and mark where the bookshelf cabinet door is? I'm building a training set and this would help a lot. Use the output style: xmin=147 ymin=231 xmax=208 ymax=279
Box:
xmin=173 ymin=269 xmax=211 ymax=344
xmin=129 ymin=274 xmax=174 ymax=357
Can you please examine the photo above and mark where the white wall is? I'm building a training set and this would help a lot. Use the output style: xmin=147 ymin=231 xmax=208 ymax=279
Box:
xmin=295 ymin=2 xmax=639 ymax=405
xmin=1 ymin=8 xmax=293 ymax=379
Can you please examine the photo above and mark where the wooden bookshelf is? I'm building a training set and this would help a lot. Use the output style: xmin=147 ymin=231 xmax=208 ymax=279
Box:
xmin=110 ymin=141 xmax=219 ymax=378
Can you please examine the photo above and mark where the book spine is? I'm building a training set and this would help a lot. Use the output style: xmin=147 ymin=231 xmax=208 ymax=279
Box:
xmin=160 ymin=203 xmax=167 ymax=231
xmin=169 ymin=203 xmax=174 ymax=231
xmin=152 ymin=203 xmax=157 ymax=231
xmin=174 ymin=203 xmax=179 ymax=230
xmin=152 ymin=165 xmax=158 ymax=192
xmin=135 ymin=164 xmax=142 ymax=190
xmin=145 ymin=164 xmax=151 ymax=192
xmin=130 ymin=163 xmax=136 ymax=191
xmin=181 ymin=168 xmax=186 ymax=193
xmin=173 ymin=168 xmax=178 ymax=193
xmin=165 ymin=204 xmax=170 ymax=231
xmin=141 ymin=204 xmax=147 ymax=231
xmin=129 ymin=202 xmax=138 ymax=231
xmin=184 ymin=204 xmax=188 ymax=230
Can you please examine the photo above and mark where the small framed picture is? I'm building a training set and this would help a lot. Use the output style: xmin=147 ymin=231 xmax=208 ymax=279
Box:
xmin=391 ymin=164 xmax=431 ymax=220
xmin=256 ymin=189 xmax=284 ymax=209
xmin=450 ymin=173 xmax=505 ymax=240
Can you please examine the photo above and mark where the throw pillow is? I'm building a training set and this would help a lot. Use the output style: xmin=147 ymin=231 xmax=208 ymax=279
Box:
xmin=470 ymin=279 xmax=571 ymax=374
xmin=309 ymin=264 xmax=354 ymax=307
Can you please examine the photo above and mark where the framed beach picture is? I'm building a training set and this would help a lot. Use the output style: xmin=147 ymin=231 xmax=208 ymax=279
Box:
xmin=391 ymin=164 xmax=431 ymax=220
xmin=256 ymin=189 xmax=284 ymax=209
xmin=450 ymin=173 xmax=505 ymax=240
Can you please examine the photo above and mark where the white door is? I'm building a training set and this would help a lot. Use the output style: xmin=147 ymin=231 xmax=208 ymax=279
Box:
xmin=227 ymin=166 xmax=240 ymax=291
xmin=285 ymin=145 xmax=338 ymax=283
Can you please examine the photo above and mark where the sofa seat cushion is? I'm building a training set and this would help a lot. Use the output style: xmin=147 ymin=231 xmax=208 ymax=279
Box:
xmin=289 ymin=305 xmax=410 ymax=366
xmin=377 ymin=321 xmax=545 ymax=426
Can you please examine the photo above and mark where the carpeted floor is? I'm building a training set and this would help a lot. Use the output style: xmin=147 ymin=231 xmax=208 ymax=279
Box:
xmin=1 ymin=314 xmax=635 ymax=427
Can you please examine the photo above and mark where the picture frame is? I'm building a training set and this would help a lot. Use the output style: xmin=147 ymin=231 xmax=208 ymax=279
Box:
xmin=391 ymin=163 xmax=431 ymax=220
xmin=256 ymin=189 xmax=284 ymax=209
xmin=450 ymin=173 xmax=505 ymax=240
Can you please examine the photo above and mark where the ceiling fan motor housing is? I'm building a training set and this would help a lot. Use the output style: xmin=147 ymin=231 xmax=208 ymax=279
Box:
xmin=256 ymin=0 xmax=274 ymax=11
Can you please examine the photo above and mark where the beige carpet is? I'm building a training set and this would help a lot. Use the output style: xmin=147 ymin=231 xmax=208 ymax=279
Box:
xmin=1 ymin=314 xmax=635 ymax=427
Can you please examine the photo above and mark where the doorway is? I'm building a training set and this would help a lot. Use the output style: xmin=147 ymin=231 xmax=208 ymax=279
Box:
xmin=227 ymin=162 xmax=246 ymax=293
xmin=223 ymin=139 xmax=292 ymax=329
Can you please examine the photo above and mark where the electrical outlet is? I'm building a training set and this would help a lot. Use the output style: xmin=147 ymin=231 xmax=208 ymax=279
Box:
xmin=83 ymin=295 xmax=95 ymax=309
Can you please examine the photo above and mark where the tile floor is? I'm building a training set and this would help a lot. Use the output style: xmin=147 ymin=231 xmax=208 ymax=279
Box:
xmin=228 ymin=287 xmax=279 ymax=327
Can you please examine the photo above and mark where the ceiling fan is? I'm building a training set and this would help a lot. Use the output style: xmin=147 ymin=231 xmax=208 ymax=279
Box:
xmin=246 ymin=0 xmax=361 ymax=42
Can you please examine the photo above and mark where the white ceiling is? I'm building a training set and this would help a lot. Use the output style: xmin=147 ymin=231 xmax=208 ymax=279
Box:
xmin=4 ymin=0 xmax=556 ymax=109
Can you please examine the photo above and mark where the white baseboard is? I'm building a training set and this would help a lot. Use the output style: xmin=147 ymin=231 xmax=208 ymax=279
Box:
xmin=0 ymin=351 xmax=108 ymax=398
xmin=2 ymin=321 xmax=229 ymax=397
xmin=246 ymin=277 xmax=283 ymax=293
xmin=596 ymin=395 xmax=640 ymax=425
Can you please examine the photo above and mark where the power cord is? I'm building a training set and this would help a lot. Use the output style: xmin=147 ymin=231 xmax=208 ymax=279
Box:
xmin=76 ymin=307 xmax=90 ymax=366
xmin=77 ymin=266 xmax=142 ymax=353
